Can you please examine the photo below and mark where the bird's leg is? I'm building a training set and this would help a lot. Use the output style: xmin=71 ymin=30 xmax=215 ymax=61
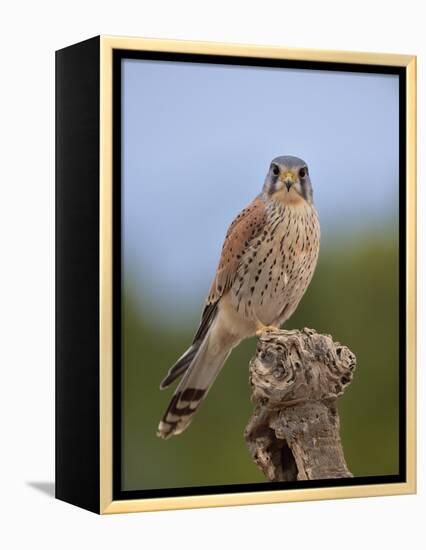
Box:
xmin=255 ymin=319 xmax=280 ymax=337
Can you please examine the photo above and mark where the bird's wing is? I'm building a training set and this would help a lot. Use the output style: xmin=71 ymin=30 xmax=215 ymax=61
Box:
xmin=158 ymin=197 xmax=268 ymax=435
xmin=206 ymin=195 xmax=267 ymax=305
xmin=161 ymin=197 xmax=266 ymax=390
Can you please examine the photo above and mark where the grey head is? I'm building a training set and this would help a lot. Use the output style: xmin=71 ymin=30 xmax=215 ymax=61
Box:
xmin=263 ymin=155 xmax=313 ymax=204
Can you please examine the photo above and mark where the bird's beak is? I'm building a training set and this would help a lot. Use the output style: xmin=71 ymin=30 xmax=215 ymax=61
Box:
xmin=281 ymin=172 xmax=296 ymax=191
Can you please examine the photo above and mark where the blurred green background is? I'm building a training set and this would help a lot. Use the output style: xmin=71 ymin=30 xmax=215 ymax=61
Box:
xmin=122 ymin=227 xmax=399 ymax=491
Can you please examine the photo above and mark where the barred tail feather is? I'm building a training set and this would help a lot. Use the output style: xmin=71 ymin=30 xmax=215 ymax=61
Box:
xmin=157 ymin=320 xmax=234 ymax=439
xmin=159 ymin=344 xmax=199 ymax=389
xmin=160 ymin=302 xmax=219 ymax=391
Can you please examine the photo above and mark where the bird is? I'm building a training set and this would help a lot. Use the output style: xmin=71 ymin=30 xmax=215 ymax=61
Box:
xmin=157 ymin=155 xmax=320 ymax=439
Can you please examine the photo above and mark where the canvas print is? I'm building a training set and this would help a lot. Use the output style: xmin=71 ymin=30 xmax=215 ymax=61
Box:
xmin=120 ymin=57 xmax=400 ymax=492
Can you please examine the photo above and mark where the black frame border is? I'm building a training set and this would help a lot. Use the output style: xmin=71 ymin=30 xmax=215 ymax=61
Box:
xmin=112 ymin=49 xmax=407 ymax=501
xmin=55 ymin=36 xmax=101 ymax=513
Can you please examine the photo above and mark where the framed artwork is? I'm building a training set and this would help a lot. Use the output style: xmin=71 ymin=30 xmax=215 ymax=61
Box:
xmin=55 ymin=36 xmax=416 ymax=514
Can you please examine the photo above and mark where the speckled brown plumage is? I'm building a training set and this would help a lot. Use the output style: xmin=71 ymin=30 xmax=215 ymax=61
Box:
xmin=158 ymin=155 xmax=320 ymax=439
xmin=229 ymin=198 xmax=320 ymax=327
xmin=207 ymin=197 xmax=267 ymax=304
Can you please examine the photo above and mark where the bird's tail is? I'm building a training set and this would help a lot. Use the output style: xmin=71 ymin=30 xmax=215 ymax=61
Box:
xmin=157 ymin=316 xmax=234 ymax=439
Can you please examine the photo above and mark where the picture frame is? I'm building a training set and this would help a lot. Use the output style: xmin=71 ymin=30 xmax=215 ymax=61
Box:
xmin=56 ymin=35 xmax=416 ymax=514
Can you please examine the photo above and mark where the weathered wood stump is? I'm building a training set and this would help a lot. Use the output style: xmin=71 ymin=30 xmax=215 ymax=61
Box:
xmin=245 ymin=328 xmax=356 ymax=481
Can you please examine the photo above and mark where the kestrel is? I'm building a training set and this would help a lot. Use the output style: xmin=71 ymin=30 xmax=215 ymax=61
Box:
xmin=157 ymin=155 xmax=320 ymax=439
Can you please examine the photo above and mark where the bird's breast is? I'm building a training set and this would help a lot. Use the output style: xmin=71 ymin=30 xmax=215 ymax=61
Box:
xmin=229 ymin=203 xmax=320 ymax=326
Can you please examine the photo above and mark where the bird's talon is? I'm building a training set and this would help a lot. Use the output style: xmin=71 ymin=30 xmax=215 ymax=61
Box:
xmin=256 ymin=324 xmax=279 ymax=336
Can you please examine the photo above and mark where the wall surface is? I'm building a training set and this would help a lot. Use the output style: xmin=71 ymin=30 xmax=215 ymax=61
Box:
xmin=0 ymin=0 xmax=423 ymax=548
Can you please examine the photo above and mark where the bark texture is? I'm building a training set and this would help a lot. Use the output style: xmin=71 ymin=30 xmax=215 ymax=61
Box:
xmin=245 ymin=328 xmax=356 ymax=481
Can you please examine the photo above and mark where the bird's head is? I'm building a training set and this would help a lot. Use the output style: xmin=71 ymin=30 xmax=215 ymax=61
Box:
xmin=263 ymin=156 xmax=313 ymax=205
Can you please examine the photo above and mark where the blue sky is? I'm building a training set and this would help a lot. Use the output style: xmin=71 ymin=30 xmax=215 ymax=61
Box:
xmin=122 ymin=58 xmax=399 ymax=320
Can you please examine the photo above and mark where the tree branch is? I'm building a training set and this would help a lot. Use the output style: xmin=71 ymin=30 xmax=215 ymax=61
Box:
xmin=245 ymin=328 xmax=356 ymax=481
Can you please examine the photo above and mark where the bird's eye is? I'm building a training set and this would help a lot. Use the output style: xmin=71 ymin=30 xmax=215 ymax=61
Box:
xmin=299 ymin=167 xmax=307 ymax=178
xmin=271 ymin=165 xmax=280 ymax=176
